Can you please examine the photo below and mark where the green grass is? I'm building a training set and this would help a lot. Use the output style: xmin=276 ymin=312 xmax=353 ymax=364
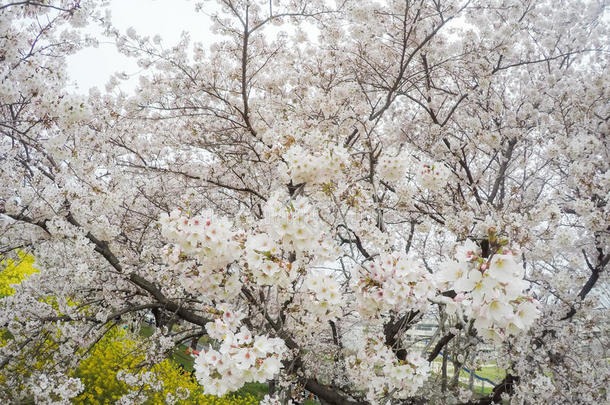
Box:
xmin=171 ymin=343 xmax=195 ymax=372
xmin=139 ymin=324 xmax=154 ymax=337
xmin=431 ymin=357 xmax=505 ymax=383
xmin=236 ymin=382 xmax=269 ymax=399
xmin=459 ymin=380 xmax=494 ymax=395
xmin=429 ymin=357 xmax=501 ymax=397
xmin=474 ymin=365 xmax=505 ymax=382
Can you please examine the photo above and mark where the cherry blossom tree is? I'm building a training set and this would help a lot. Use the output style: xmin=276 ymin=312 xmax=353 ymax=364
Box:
xmin=1 ymin=0 xmax=608 ymax=404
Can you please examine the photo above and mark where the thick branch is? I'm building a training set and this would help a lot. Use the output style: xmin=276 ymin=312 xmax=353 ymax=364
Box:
xmin=561 ymin=249 xmax=608 ymax=320
xmin=427 ymin=331 xmax=455 ymax=362
xmin=65 ymin=212 xmax=123 ymax=273
xmin=488 ymin=138 xmax=517 ymax=204
xmin=304 ymin=379 xmax=365 ymax=405
xmin=384 ymin=310 xmax=420 ymax=360
xmin=128 ymin=273 xmax=210 ymax=327
xmin=460 ymin=374 xmax=519 ymax=405
xmin=2 ymin=210 xmax=211 ymax=328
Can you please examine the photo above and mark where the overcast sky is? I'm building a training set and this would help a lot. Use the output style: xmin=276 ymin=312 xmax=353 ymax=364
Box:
xmin=67 ymin=0 xmax=218 ymax=93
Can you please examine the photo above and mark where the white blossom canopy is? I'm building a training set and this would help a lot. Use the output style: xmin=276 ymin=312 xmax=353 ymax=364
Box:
xmin=0 ymin=0 xmax=608 ymax=404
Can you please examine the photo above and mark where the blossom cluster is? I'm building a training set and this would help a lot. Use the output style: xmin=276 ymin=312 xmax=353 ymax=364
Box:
xmin=28 ymin=374 xmax=84 ymax=404
xmin=302 ymin=272 xmax=343 ymax=321
xmin=244 ymin=233 xmax=291 ymax=287
xmin=354 ymin=253 xmax=435 ymax=318
xmin=194 ymin=306 xmax=287 ymax=396
xmin=377 ymin=151 xmax=408 ymax=182
xmin=346 ymin=337 xmax=429 ymax=403
xmin=415 ymin=162 xmax=450 ymax=191
xmin=242 ymin=192 xmax=338 ymax=289
xmin=159 ymin=209 xmax=241 ymax=270
xmin=261 ymin=192 xmax=338 ymax=261
xmin=437 ymin=239 xmax=540 ymax=342
xmin=159 ymin=210 xmax=242 ymax=299
xmin=283 ymin=144 xmax=348 ymax=185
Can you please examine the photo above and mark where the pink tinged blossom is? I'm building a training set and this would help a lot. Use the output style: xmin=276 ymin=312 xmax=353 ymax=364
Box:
xmin=454 ymin=292 xmax=466 ymax=302
xmin=455 ymin=239 xmax=480 ymax=262
xmin=234 ymin=348 xmax=257 ymax=370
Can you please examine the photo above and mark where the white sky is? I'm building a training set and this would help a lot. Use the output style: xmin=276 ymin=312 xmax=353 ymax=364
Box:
xmin=67 ymin=0 xmax=218 ymax=93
